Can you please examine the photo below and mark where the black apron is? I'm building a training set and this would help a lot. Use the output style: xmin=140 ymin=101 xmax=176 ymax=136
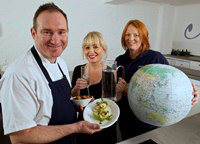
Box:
xmin=31 ymin=47 xmax=77 ymax=144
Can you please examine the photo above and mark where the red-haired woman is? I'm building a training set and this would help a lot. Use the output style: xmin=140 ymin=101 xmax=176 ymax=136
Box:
xmin=115 ymin=19 xmax=198 ymax=141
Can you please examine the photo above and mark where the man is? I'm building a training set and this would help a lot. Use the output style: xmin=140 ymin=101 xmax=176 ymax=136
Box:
xmin=0 ymin=3 xmax=100 ymax=144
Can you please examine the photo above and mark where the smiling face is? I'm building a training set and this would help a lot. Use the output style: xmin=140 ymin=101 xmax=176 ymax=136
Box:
xmin=83 ymin=44 xmax=105 ymax=64
xmin=125 ymin=25 xmax=142 ymax=52
xmin=121 ymin=20 xmax=150 ymax=56
xmin=82 ymin=32 xmax=106 ymax=64
xmin=31 ymin=11 xmax=68 ymax=63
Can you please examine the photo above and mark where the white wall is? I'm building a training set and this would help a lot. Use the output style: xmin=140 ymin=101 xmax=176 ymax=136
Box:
xmin=156 ymin=4 xmax=176 ymax=55
xmin=0 ymin=0 xmax=169 ymax=71
xmin=3 ymin=0 xmax=199 ymax=72
xmin=172 ymin=4 xmax=200 ymax=56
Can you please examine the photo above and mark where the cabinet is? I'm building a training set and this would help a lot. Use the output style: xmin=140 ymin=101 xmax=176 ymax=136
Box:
xmin=174 ymin=59 xmax=190 ymax=68
xmin=165 ymin=57 xmax=190 ymax=69
xmin=165 ymin=56 xmax=200 ymax=70
xmin=190 ymin=61 xmax=200 ymax=71
xmin=166 ymin=58 xmax=175 ymax=65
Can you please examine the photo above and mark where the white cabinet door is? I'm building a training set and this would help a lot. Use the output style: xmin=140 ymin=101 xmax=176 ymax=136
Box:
xmin=166 ymin=58 xmax=175 ymax=65
xmin=190 ymin=61 xmax=200 ymax=71
xmin=174 ymin=60 xmax=190 ymax=68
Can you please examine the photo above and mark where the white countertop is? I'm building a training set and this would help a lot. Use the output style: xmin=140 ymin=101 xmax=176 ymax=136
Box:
xmin=117 ymin=113 xmax=200 ymax=144
xmin=164 ymin=54 xmax=200 ymax=62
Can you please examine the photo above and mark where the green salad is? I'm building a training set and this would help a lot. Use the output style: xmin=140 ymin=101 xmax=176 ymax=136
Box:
xmin=93 ymin=98 xmax=112 ymax=124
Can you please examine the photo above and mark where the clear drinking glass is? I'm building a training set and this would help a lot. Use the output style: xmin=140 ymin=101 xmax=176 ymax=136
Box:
xmin=81 ymin=65 xmax=90 ymax=96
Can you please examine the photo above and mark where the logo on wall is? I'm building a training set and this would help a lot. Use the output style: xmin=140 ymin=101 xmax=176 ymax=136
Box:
xmin=184 ymin=23 xmax=200 ymax=39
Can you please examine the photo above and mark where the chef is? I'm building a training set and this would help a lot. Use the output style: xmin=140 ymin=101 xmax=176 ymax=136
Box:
xmin=0 ymin=2 xmax=100 ymax=144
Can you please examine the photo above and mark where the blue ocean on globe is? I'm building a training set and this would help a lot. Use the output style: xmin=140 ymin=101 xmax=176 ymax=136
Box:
xmin=128 ymin=64 xmax=193 ymax=127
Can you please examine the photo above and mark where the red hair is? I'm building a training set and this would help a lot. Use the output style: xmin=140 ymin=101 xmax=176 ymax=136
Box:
xmin=121 ymin=19 xmax=150 ymax=53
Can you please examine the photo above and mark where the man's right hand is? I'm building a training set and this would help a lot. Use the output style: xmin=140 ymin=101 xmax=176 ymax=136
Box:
xmin=10 ymin=121 xmax=101 ymax=144
xmin=76 ymin=121 xmax=101 ymax=134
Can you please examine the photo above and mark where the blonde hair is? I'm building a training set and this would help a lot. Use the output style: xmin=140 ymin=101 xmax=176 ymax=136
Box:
xmin=82 ymin=31 xmax=107 ymax=58
xmin=121 ymin=19 xmax=150 ymax=53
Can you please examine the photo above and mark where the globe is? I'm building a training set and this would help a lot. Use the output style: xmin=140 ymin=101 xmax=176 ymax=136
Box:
xmin=128 ymin=64 xmax=193 ymax=127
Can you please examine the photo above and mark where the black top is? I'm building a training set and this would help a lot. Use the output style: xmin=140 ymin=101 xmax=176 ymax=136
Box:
xmin=116 ymin=49 xmax=169 ymax=83
xmin=115 ymin=49 xmax=169 ymax=141
xmin=71 ymin=64 xmax=102 ymax=99
xmin=71 ymin=64 xmax=117 ymax=144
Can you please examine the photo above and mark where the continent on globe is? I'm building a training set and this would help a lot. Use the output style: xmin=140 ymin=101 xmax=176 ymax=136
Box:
xmin=128 ymin=64 xmax=193 ymax=127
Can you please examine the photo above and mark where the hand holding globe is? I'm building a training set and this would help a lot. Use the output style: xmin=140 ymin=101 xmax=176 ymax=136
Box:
xmin=192 ymin=83 xmax=199 ymax=106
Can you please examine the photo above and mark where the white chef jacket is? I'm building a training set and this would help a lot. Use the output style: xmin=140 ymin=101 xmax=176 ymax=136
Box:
xmin=0 ymin=47 xmax=71 ymax=135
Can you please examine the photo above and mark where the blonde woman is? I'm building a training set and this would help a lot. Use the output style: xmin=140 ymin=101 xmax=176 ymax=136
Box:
xmin=71 ymin=31 xmax=117 ymax=144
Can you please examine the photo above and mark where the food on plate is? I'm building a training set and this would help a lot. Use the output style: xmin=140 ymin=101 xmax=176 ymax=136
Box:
xmin=93 ymin=98 xmax=112 ymax=124
xmin=71 ymin=95 xmax=93 ymax=107
xmin=74 ymin=95 xmax=91 ymax=100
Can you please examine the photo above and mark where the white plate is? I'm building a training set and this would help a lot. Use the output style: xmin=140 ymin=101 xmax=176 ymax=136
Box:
xmin=83 ymin=98 xmax=120 ymax=129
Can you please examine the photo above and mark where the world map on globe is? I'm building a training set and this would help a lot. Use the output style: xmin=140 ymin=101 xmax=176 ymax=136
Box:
xmin=128 ymin=64 xmax=193 ymax=127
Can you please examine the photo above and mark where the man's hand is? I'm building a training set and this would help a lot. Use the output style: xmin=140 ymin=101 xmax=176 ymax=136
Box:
xmin=76 ymin=121 xmax=101 ymax=134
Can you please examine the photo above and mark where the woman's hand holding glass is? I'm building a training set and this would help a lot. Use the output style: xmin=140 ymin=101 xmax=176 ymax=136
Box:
xmin=74 ymin=65 xmax=90 ymax=92
xmin=81 ymin=65 xmax=90 ymax=96
xmin=74 ymin=67 xmax=91 ymax=114
xmin=74 ymin=78 xmax=88 ymax=90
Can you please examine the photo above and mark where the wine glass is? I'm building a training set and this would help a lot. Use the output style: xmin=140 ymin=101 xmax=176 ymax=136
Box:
xmin=81 ymin=65 xmax=90 ymax=96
